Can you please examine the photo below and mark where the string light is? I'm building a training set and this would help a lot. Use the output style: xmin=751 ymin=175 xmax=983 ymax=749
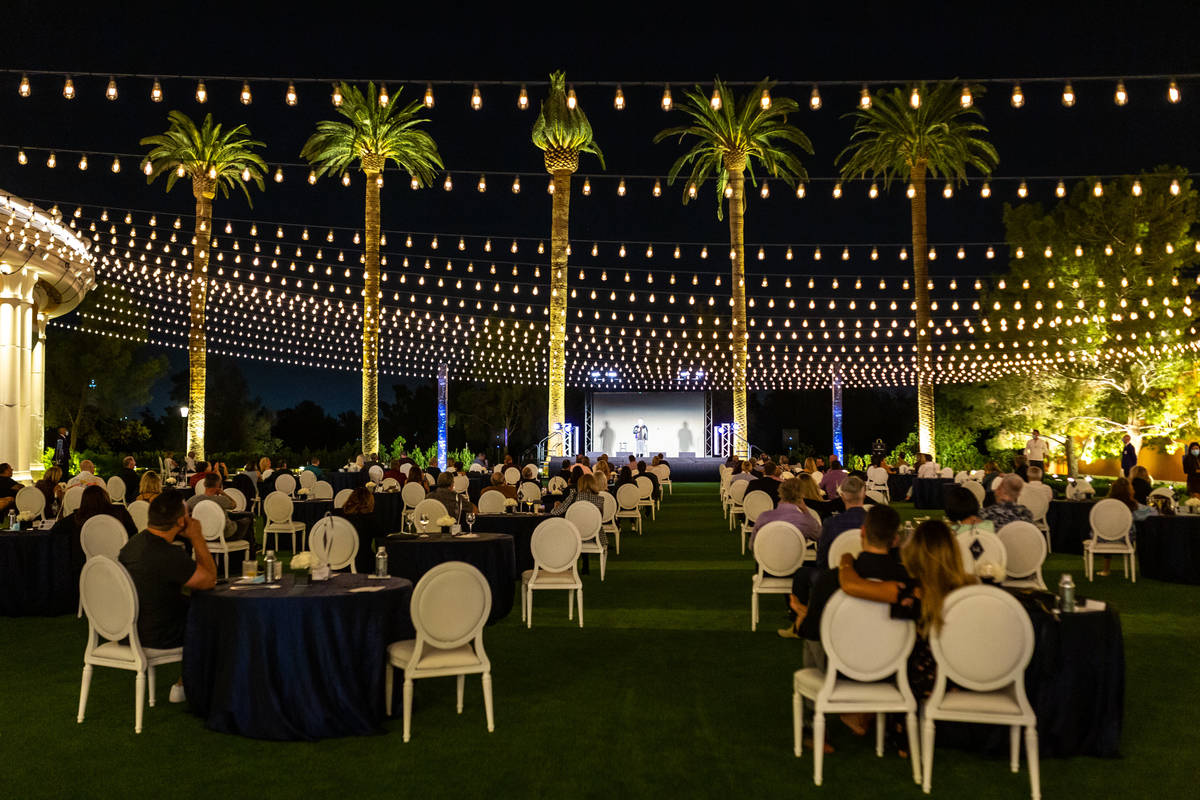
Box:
xmin=618 ymin=179 xmax=627 ymax=196
xmin=61 ymin=75 xmax=75 ymax=99
xmin=980 ymin=182 xmax=991 ymax=198
xmin=240 ymin=81 xmax=252 ymax=105
xmin=77 ymin=154 xmax=88 ymax=171
xmin=1114 ymin=80 xmax=1128 ymax=106
xmin=613 ymin=84 xmax=625 ymax=110
xmin=909 ymin=85 xmax=920 ymax=108
xmin=1011 ymin=83 xmax=1024 ymax=107
xmin=1055 ymin=180 xmax=1066 ymax=197
xmin=511 ymin=175 xmax=521 ymax=194
xmin=471 ymin=84 xmax=482 ymax=110
xmin=661 ymin=84 xmax=672 ymax=111
xmin=378 ymin=84 xmax=389 ymax=106
xmin=583 ymin=178 xmax=591 ymax=196
xmin=1018 ymin=181 xmax=1028 ymax=198
xmin=1061 ymin=82 xmax=1075 ymax=107
xmin=959 ymin=83 xmax=973 ymax=107
xmin=46 ymin=151 xmax=56 ymax=168
xmin=710 ymin=86 xmax=721 ymax=109
xmin=808 ymin=85 xmax=820 ymax=110
xmin=150 ymin=78 xmax=163 ymax=103
xmin=105 ymin=77 xmax=118 ymax=101
xmin=1168 ymin=79 xmax=1181 ymax=104
xmin=567 ymin=85 xmax=577 ymax=109
xmin=424 ymin=83 xmax=435 ymax=108
xmin=196 ymin=80 xmax=208 ymax=103
xmin=859 ymin=85 xmax=871 ymax=109
xmin=762 ymin=87 xmax=772 ymax=109
xmin=330 ymin=83 xmax=343 ymax=106
xmin=286 ymin=82 xmax=298 ymax=106
xmin=1170 ymin=179 xmax=1181 ymax=195
xmin=18 ymin=74 xmax=30 ymax=97
xmin=477 ymin=174 xmax=487 ymax=192
xmin=110 ymin=156 xmax=121 ymax=173
xmin=1093 ymin=180 xmax=1104 ymax=196
xmin=518 ymin=84 xmax=529 ymax=110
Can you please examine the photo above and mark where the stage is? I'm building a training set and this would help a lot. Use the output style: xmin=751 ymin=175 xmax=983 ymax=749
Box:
xmin=585 ymin=453 xmax=724 ymax=482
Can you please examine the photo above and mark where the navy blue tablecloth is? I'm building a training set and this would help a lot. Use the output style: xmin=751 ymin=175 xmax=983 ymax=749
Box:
xmin=316 ymin=471 xmax=370 ymax=493
xmin=292 ymin=494 xmax=407 ymax=536
xmin=1136 ymin=514 xmax=1200 ymax=584
xmin=385 ymin=533 xmax=516 ymax=623
xmin=0 ymin=529 xmax=79 ymax=616
xmin=912 ymin=478 xmax=955 ymax=509
xmin=472 ymin=513 xmax=547 ymax=575
xmin=183 ymin=572 xmax=414 ymax=740
xmin=888 ymin=474 xmax=914 ymax=501
xmin=1046 ymin=500 xmax=1097 ymax=555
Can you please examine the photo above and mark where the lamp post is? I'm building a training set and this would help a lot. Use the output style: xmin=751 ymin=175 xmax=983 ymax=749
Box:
xmin=180 ymin=406 xmax=189 ymax=466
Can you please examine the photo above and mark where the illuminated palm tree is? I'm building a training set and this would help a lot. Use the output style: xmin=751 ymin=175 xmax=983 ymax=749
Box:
xmin=531 ymin=71 xmax=604 ymax=457
xmin=301 ymin=82 xmax=442 ymax=457
xmin=838 ymin=81 xmax=998 ymax=457
xmin=141 ymin=111 xmax=266 ymax=459
xmin=655 ymin=78 xmax=812 ymax=458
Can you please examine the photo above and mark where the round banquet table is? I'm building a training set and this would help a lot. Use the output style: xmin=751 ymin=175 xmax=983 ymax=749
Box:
xmin=319 ymin=471 xmax=371 ymax=493
xmin=472 ymin=512 xmax=546 ymax=575
xmin=0 ymin=528 xmax=79 ymax=616
xmin=182 ymin=572 xmax=414 ymax=740
xmin=385 ymin=533 xmax=516 ymax=623
xmin=887 ymin=474 xmax=914 ymax=501
xmin=1046 ymin=499 xmax=1097 ymax=555
xmin=912 ymin=477 xmax=955 ymax=509
xmin=1135 ymin=513 xmax=1200 ymax=584
xmin=291 ymin=493 xmax=407 ymax=536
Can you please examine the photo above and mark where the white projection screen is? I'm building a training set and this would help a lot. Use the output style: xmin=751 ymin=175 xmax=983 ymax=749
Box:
xmin=591 ymin=392 xmax=705 ymax=457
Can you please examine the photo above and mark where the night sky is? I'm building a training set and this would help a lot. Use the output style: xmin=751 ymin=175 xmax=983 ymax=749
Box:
xmin=3 ymin=2 xmax=1198 ymax=442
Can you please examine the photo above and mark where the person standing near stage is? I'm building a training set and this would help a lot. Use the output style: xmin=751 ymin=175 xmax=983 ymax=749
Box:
xmin=1025 ymin=430 xmax=1051 ymax=473
xmin=1120 ymin=435 xmax=1138 ymax=477
xmin=53 ymin=427 xmax=71 ymax=477
xmin=633 ymin=418 xmax=649 ymax=457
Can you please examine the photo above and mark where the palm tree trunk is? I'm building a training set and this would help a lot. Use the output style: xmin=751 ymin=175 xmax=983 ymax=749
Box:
xmin=727 ymin=165 xmax=748 ymax=459
xmin=188 ymin=183 xmax=213 ymax=459
xmin=362 ymin=169 xmax=382 ymax=458
xmin=547 ymin=169 xmax=572 ymax=458
xmin=909 ymin=162 xmax=936 ymax=458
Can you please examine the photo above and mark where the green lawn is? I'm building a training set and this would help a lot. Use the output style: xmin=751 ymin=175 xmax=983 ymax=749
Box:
xmin=2 ymin=483 xmax=1197 ymax=798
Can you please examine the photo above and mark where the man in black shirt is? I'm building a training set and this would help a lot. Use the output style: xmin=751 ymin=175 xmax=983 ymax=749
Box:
xmin=746 ymin=463 xmax=784 ymax=504
xmin=0 ymin=462 xmax=19 ymax=512
xmin=116 ymin=456 xmax=141 ymax=504
xmin=118 ymin=491 xmax=216 ymax=702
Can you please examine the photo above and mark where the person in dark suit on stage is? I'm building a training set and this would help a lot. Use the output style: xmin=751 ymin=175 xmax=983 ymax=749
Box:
xmin=1120 ymin=434 xmax=1137 ymax=477
xmin=633 ymin=419 xmax=649 ymax=457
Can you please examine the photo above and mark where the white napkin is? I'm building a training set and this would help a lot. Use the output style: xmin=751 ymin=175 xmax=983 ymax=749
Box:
xmin=349 ymin=585 xmax=385 ymax=593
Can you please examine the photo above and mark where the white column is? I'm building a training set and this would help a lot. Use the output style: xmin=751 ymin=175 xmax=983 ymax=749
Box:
xmin=0 ymin=269 xmax=38 ymax=481
xmin=28 ymin=313 xmax=47 ymax=478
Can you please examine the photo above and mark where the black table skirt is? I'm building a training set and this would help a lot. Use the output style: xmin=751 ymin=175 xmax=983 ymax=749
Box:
xmin=291 ymin=494 xmax=407 ymax=537
xmin=888 ymin=474 xmax=914 ymax=501
xmin=183 ymin=573 xmax=414 ymax=740
xmin=806 ymin=498 xmax=845 ymax=520
xmin=945 ymin=598 xmax=1124 ymax=758
xmin=1046 ymin=500 xmax=1098 ymax=555
xmin=1136 ymin=515 xmax=1200 ymax=584
xmin=0 ymin=529 xmax=80 ymax=616
xmin=912 ymin=478 xmax=955 ymax=509
xmin=472 ymin=513 xmax=550 ymax=575
xmin=385 ymin=533 xmax=516 ymax=623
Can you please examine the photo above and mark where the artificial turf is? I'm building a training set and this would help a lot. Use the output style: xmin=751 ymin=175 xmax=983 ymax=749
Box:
xmin=2 ymin=482 xmax=1197 ymax=798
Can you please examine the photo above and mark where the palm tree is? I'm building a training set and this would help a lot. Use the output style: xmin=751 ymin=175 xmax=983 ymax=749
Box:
xmin=655 ymin=78 xmax=812 ymax=459
xmin=141 ymin=111 xmax=266 ymax=459
xmin=301 ymin=82 xmax=442 ymax=458
xmin=837 ymin=81 xmax=998 ymax=458
xmin=531 ymin=71 xmax=604 ymax=458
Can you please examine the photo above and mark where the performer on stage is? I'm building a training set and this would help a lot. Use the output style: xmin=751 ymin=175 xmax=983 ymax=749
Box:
xmin=633 ymin=418 xmax=649 ymax=457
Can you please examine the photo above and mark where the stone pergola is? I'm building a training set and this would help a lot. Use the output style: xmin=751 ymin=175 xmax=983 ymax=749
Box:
xmin=0 ymin=193 xmax=94 ymax=481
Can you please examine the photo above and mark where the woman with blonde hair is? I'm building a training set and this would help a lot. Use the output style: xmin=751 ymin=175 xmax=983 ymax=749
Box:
xmin=794 ymin=472 xmax=824 ymax=502
xmin=802 ymin=457 xmax=818 ymax=475
xmin=137 ymin=470 xmax=163 ymax=503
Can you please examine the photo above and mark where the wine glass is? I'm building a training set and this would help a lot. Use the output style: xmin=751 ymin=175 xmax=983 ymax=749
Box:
xmin=418 ymin=512 xmax=429 ymax=532
xmin=465 ymin=511 xmax=476 ymax=534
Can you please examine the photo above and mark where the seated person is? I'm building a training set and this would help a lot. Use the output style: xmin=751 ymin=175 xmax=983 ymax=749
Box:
xmin=814 ymin=477 xmax=868 ymax=567
xmin=549 ymin=473 xmax=609 ymax=549
xmin=1013 ymin=453 xmax=1030 ymax=481
xmin=1025 ymin=466 xmax=1055 ymax=504
xmin=54 ymin=484 xmax=138 ymax=540
xmin=427 ymin=471 xmax=474 ymax=521
xmin=1129 ymin=465 xmax=1153 ymax=505
xmin=746 ymin=462 xmax=785 ymax=504
xmin=480 ymin=471 xmax=518 ymax=501
xmin=66 ymin=459 xmax=106 ymax=489
xmin=979 ymin=474 xmax=1033 ymax=527
xmin=384 ymin=459 xmax=406 ymax=483
xmin=116 ymin=457 xmax=141 ymax=504
xmin=635 ymin=460 xmax=661 ymax=499
xmin=793 ymin=472 xmax=825 ymax=504
xmin=137 ymin=470 xmax=163 ymax=503
xmin=1096 ymin=477 xmax=1153 ymax=577
xmin=894 ymin=455 xmax=912 ymax=475
xmin=942 ymin=485 xmax=993 ymax=534
xmin=915 ymin=454 xmax=941 ymax=478
xmin=556 ymin=460 xmax=573 ymax=482
xmin=337 ymin=487 xmax=385 ymax=574
xmin=751 ymin=477 xmax=819 ymax=547
xmin=118 ymin=491 xmax=217 ymax=702
xmin=729 ymin=461 xmax=754 ymax=484
xmin=186 ymin=473 xmax=254 ymax=550
xmin=519 ymin=465 xmax=543 ymax=493
xmin=35 ymin=466 xmax=64 ymax=517
xmin=572 ymin=454 xmax=593 ymax=475
xmin=470 ymin=452 xmax=489 ymax=471
xmin=865 ymin=455 xmax=891 ymax=489
xmin=0 ymin=462 xmax=19 ymax=511
xmin=981 ymin=460 xmax=1002 ymax=491
xmin=818 ymin=460 xmax=849 ymax=497
xmin=613 ymin=465 xmax=637 ymax=490
xmin=301 ymin=457 xmax=323 ymax=479
xmin=188 ymin=461 xmax=210 ymax=489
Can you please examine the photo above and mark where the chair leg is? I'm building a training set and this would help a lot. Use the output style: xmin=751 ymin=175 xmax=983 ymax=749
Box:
xmin=599 ymin=549 xmax=607 ymax=581
xmin=577 ymin=586 xmax=584 ymax=627
xmin=526 ymin=586 xmax=533 ymax=629
xmin=147 ymin=665 xmax=157 ymax=707
xmin=568 ymin=589 xmax=574 ymax=621
xmin=402 ymin=678 xmax=414 ymax=742
xmin=751 ymin=591 xmax=758 ymax=631
xmin=740 ymin=529 xmax=746 ymax=555
xmin=385 ymin=665 xmax=394 ymax=716
xmin=1026 ymin=725 xmax=1041 ymax=800
xmin=875 ymin=712 xmax=885 ymax=757
xmin=813 ymin=712 xmax=826 ymax=786
xmin=134 ymin=670 xmax=146 ymax=734
xmin=77 ymin=598 xmax=82 ymax=619
xmin=792 ymin=689 xmax=803 ymax=757
xmin=456 ymin=674 xmax=465 ymax=714
xmin=1010 ymin=724 xmax=1020 ymax=772
xmin=922 ymin=718 xmax=935 ymax=793
xmin=482 ymin=672 xmax=494 ymax=732
xmin=1130 ymin=552 xmax=1137 ymax=583
xmin=614 ymin=529 xmax=620 ymax=555
xmin=906 ymin=711 xmax=921 ymax=784
xmin=77 ymin=664 xmax=93 ymax=723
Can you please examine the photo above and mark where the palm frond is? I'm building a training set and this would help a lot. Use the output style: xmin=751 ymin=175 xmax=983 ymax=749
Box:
xmin=140 ymin=110 xmax=266 ymax=205
xmin=531 ymin=71 xmax=604 ymax=169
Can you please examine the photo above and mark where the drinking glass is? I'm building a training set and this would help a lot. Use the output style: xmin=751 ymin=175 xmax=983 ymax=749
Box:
xmin=242 ymin=560 xmax=257 ymax=580
xmin=419 ymin=513 xmax=429 ymax=531
xmin=465 ymin=512 xmax=476 ymax=533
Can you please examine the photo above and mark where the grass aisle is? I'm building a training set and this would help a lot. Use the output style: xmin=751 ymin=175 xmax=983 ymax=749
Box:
xmin=1 ymin=482 xmax=1197 ymax=798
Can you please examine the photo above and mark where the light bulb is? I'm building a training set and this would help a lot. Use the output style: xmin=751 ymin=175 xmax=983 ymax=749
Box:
xmin=424 ymin=83 xmax=434 ymax=108
xmin=583 ymin=177 xmax=591 ymax=195
xmin=341 ymin=173 xmax=351 ymax=186
xmin=331 ymin=84 xmax=343 ymax=106
xmin=1011 ymin=83 xmax=1024 ymax=108
xmin=46 ymin=152 xmax=56 ymax=168
xmin=661 ymin=84 xmax=672 ymax=111
xmin=1093 ymin=181 xmax=1103 ymax=197
xmin=796 ymin=183 xmax=805 ymax=198
xmin=832 ymin=182 xmax=842 ymax=198
xmin=909 ymin=86 xmax=920 ymax=108
xmin=653 ymin=179 xmax=662 ymax=197
xmin=761 ymin=87 xmax=772 ymax=109
xmin=687 ymin=182 xmax=696 ymax=199
xmin=1114 ymin=81 xmax=1128 ymax=106
xmin=724 ymin=184 xmax=732 ymax=198
xmin=709 ymin=86 xmax=721 ymax=109
xmin=906 ymin=183 xmax=915 ymax=199
xmin=1061 ymin=82 xmax=1075 ymax=107
xmin=411 ymin=175 xmax=420 ymax=190
xmin=142 ymin=160 xmax=152 ymax=175
xmin=240 ymin=81 xmax=252 ymax=105
xmin=867 ymin=183 xmax=878 ymax=199
xmin=1168 ymin=79 xmax=1181 ymax=104
xmin=274 ymin=167 xmax=284 ymax=183
xmin=110 ymin=156 xmax=121 ymax=173
xmin=547 ymin=179 xmax=555 ymax=194
xmin=981 ymin=182 xmax=991 ymax=198
xmin=942 ymin=182 xmax=953 ymax=198
xmin=241 ymin=167 xmax=251 ymax=181
xmin=1018 ymin=181 xmax=1028 ymax=198
xmin=470 ymin=83 xmax=482 ymax=110
xmin=378 ymin=84 xmax=389 ymax=106
xmin=618 ymin=179 xmax=626 ymax=196
xmin=78 ymin=154 xmax=88 ymax=171
xmin=286 ymin=82 xmax=298 ymax=106
xmin=859 ymin=85 xmax=871 ymax=108
xmin=567 ymin=85 xmax=577 ymax=109
xmin=151 ymin=78 xmax=163 ymax=102
xmin=308 ymin=170 xmax=317 ymax=184
xmin=959 ymin=84 xmax=972 ymax=107
xmin=179 ymin=165 xmax=188 ymax=178
xmin=18 ymin=74 xmax=30 ymax=97
xmin=808 ymin=85 xmax=820 ymax=110
xmin=62 ymin=75 xmax=75 ymax=99
xmin=105 ymin=77 xmax=118 ymax=100
xmin=518 ymin=84 xmax=529 ymax=109
xmin=511 ymin=176 xmax=520 ymax=193
xmin=196 ymin=80 xmax=208 ymax=103
xmin=1056 ymin=180 xmax=1066 ymax=197
xmin=760 ymin=182 xmax=769 ymax=199
xmin=477 ymin=174 xmax=487 ymax=192
xmin=1170 ymin=179 xmax=1181 ymax=195
xmin=613 ymin=84 xmax=625 ymax=110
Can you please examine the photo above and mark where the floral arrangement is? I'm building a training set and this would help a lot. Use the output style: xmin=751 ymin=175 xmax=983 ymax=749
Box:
xmin=165 ymin=477 xmax=178 ymax=486
xmin=976 ymin=561 xmax=1005 ymax=581
xmin=17 ymin=511 xmax=36 ymax=522
xmin=366 ymin=481 xmax=377 ymax=490
xmin=435 ymin=515 xmax=457 ymax=527
xmin=289 ymin=551 xmax=316 ymax=570
xmin=297 ymin=488 xmax=310 ymax=497
xmin=1184 ymin=497 xmax=1200 ymax=512
xmin=503 ymin=498 xmax=518 ymax=507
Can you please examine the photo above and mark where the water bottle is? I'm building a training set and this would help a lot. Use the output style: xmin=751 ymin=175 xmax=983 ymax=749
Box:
xmin=1058 ymin=573 xmax=1076 ymax=613
xmin=7 ymin=510 xmax=16 ymax=530
xmin=375 ymin=546 xmax=389 ymax=578
xmin=263 ymin=550 xmax=277 ymax=582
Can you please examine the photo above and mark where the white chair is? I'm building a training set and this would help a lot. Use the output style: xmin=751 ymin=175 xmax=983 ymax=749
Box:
xmin=866 ymin=466 xmax=891 ymax=501
xmin=309 ymin=516 xmax=360 ymax=572
xmin=77 ymin=556 xmax=182 ymax=733
xmin=1017 ymin=484 xmax=1053 ymax=554
xmin=826 ymin=528 xmax=863 ymax=568
xmin=274 ymin=473 xmax=297 ymax=497
xmin=567 ymin=501 xmax=606 ymax=580
xmin=793 ymin=591 xmax=921 ymax=787
xmin=312 ymin=480 xmax=334 ymax=500
xmin=333 ymin=488 xmax=353 ymax=509
xmin=653 ymin=464 xmax=672 ymax=495
xmin=726 ymin=480 xmax=749 ymax=530
xmin=1084 ymin=498 xmax=1136 ymax=582
xmin=368 ymin=465 xmax=385 ymax=483
xmin=127 ymin=500 xmax=150 ymax=532
xmin=412 ymin=499 xmax=450 ymax=532
xmin=518 ymin=482 xmax=542 ymax=506
xmin=380 ymin=477 xmax=400 ymax=492
xmin=477 ymin=491 xmax=507 ymax=514
xmin=79 ymin=515 xmax=131 ymax=618
xmin=997 ymin=522 xmax=1048 ymax=590
xmin=62 ymin=485 xmax=84 ymax=517
xmin=953 ymin=470 xmax=969 ymax=484
xmin=962 ymin=480 xmax=986 ymax=506
xmin=615 ymin=483 xmax=642 ymax=536
xmin=223 ymin=487 xmax=248 ymax=512
xmin=298 ymin=470 xmax=318 ymax=490
xmin=990 ymin=476 xmax=1005 ymax=493
xmin=106 ymin=475 xmax=127 ymax=506
xmin=385 ymin=561 xmax=493 ymax=742
xmin=803 ymin=505 xmax=823 ymax=528
xmin=1148 ymin=486 xmax=1176 ymax=509
xmin=547 ymin=475 xmax=567 ymax=494
xmin=399 ymin=463 xmax=413 ymax=477
xmin=956 ymin=528 xmax=1008 ymax=578
xmin=922 ymin=585 xmax=1039 ymax=799
xmin=939 ymin=467 xmax=954 ymax=479
xmin=401 ymin=482 xmax=426 ymax=531
xmin=453 ymin=474 xmax=470 ymax=496
xmin=750 ymin=521 xmax=807 ymax=631
xmin=15 ymin=485 xmax=46 ymax=520
xmin=523 ymin=463 xmax=539 ymax=478
xmin=521 ymin=518 xmax=584 ymax=628
xmin=740 ymin=490 xmax=774 ymax=555
xmin=263 ymin=491 xmax=306 ymax=552
xmin=600 ymin=492 xmax=620 ymax=555
xmin=504 ymin=467 xmax=520 ymax=485
xmin=192 ymin=500 xmax=249 ymax=580
xmin=865 ymin=489 xmax=889 ymax=507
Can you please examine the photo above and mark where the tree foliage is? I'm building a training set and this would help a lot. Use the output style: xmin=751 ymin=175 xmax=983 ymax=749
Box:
xmin=531 ymin=70 xmax=604 ymax=166
xmin=140 ymin=110 xmax=267 ymax=202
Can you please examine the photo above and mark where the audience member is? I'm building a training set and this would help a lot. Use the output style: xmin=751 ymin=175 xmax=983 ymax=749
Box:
xmin=1129 ymin=465 xmax=1153 ymax=505
xmin=66 ymin=459 xmax=105 ymax=489
xmin=751 ymin=478 xmax=819 ymax=547
xmin=481 ymin=471 xmax=518 ymax=500
xmin=137 ymin=471 xmax=163 ymax=503
xmin=549 ymin=473 xmax=608 ymax=549
xmin=1012 ymin=453 xmax=1029 ymax=481
xmin=746 ymin=462 xmax=784 ymax=504
xmin=979 ymin=474 xmax=1033 ymax=527
xmin=915 ymin=454 xmax=941 ymax=478
xmin=0 ymin=463 xmax=19 ymax=511
xmin=636 ymin=461 xmax=660 ymax=499
xmin=1025 ymin=466 xmax=1054 ymax=504
xmin=814 ymin=476 xmax=868 ymax=566
xmin=188 ymin=461 xmax=210 ymax=489
xmin=115 ymin=457 xmax=141 ymax=504
xmin=54 ymin=485 xmax=138 ymax=540
xmin=35 ymin=466 xmax=64 ymax=516
xmin=427 ymin=471 xmax=474 ymax=521
xmin=730 ymin=461 xmax=754 ymax=484
xmin=818 ymin=460 xmax=848 ymax=497
xmin=338 ymin=487 xmax=384 ymax=573
xmin=942 ymin=485 xmax=991 ymax=533
xmin=186 ymin=473 xmax=253 ymax=549
xmin=301 ymin=457 xmax=323 ymax=479
xmin=793 ymin=472 xmax=824 ymax=502
xmin=1096 ymin=477 xmax=1149 ymax=576
xmin=981 ymin=460 xmax=1002 ymax=490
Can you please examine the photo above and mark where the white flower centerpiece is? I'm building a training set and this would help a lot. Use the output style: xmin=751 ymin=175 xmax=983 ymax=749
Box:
xmin=17 ymin=511 xmax=36 ymax=523
xmin=365 ymin=481 xmax=377 ymax=491
xmin=1183 ymin=497 xmax=1200 ymax=514
xmin=503 ymin=498 xmax=518 ymax=514
xmin=165 ymin=477 xmax=178 ymax=486
xmin=297 ymin=487 xmax=310 ymax=498
xmin=977 ymin=561 xmax=1005 ymax=583
xmin=435 ymin=514 xmax=457 ymax=534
